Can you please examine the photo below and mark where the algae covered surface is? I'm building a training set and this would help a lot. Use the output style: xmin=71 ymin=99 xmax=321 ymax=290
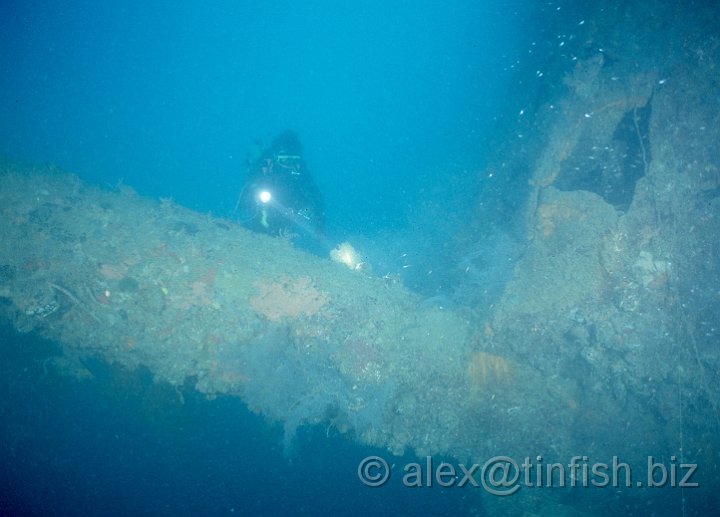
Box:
xmin=0 ymin=169 xmax=476 ymax=458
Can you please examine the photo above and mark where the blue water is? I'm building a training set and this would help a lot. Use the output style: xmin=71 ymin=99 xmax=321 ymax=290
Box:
xmin=0 ymin=0 xmax=527 ymax=234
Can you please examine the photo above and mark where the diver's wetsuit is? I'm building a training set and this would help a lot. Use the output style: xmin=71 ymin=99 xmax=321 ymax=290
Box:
xmin=238 ymin=131 xmax=325 ymax=238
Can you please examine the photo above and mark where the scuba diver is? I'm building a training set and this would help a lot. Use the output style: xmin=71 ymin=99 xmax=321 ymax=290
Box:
xmin=234 ymin=131 xmax=325 ymax=241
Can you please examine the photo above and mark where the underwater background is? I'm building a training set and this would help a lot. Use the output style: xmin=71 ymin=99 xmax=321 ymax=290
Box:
xmin=0 ymin=0 xmax=528 ymax=232
xmin=2 ymin=0 xmax=719 ymax=515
